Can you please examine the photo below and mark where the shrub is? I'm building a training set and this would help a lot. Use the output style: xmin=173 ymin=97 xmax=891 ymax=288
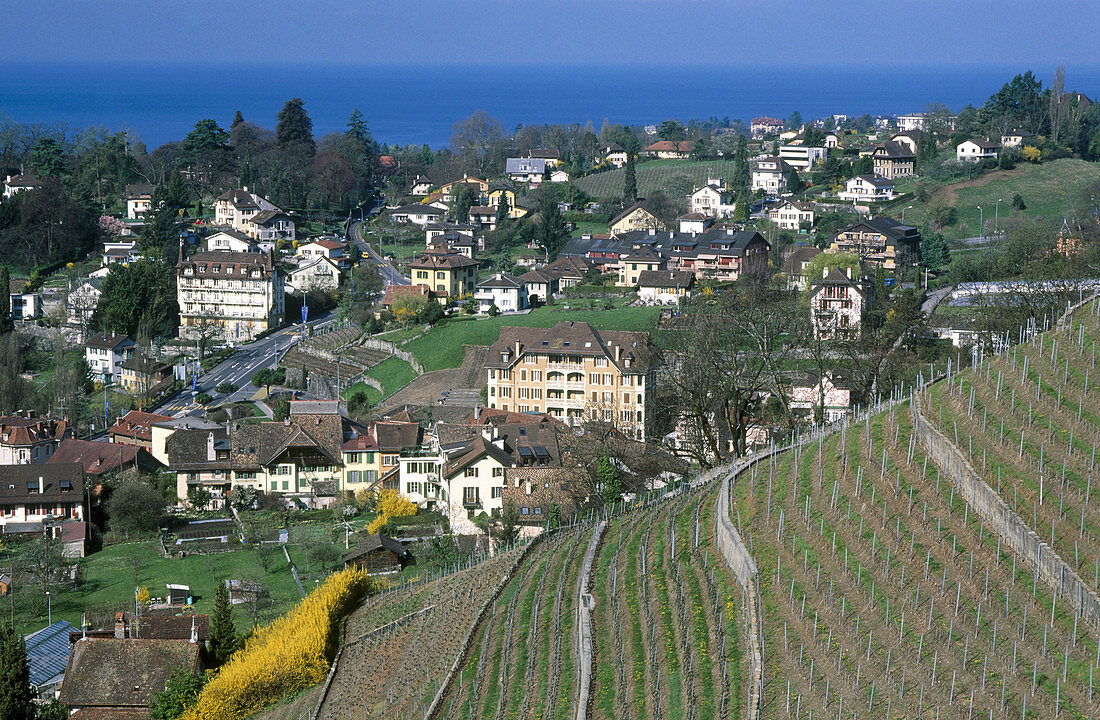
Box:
xmin=366 ymin=489 xmax=417 ymax=535
xmin=195 ymin=392 xmax=213 ymax=405
xmin=216 ymin=382 xmax=239 ymax=394
xmin=179 ymin=567 xmax=374 ymax=720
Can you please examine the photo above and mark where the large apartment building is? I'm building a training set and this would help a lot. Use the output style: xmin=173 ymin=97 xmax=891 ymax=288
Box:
xmin=484 ymin=321 xmax=655 ymax=440
xmin=176 ymin=249 xmax=285 ymax=343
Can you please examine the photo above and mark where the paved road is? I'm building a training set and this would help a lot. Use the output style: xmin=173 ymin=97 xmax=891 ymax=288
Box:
xmin=347 ymin=220 xmax=410 ymax=287
xmin=153 ymin=310 xmax=336 ymax=417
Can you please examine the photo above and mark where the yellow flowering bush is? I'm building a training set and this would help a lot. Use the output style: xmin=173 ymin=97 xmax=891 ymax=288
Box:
xmin=366 ymin=488 xmax=418 ymax=535
xmin=180 ymin=567 xmax=374 ymax=720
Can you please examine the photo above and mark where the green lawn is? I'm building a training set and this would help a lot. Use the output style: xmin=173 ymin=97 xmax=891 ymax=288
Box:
xmin=365 ymin=356 xmax=418 ymax=400
xmin=404 ymin=304 xmax=661 ymax=372
xmin=882 ymin=158 xmax=1100 ymax=240
xmin=5 ymin=540 xmax=305 ymax=637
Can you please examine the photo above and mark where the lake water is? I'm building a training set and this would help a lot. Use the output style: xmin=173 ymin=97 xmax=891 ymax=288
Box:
xmin=1 ymin=62 xmax=1096 ymax=149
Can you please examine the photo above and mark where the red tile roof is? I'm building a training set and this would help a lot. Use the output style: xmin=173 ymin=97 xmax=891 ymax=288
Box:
xmin=108 ymin=410 xmax=172 ymax=443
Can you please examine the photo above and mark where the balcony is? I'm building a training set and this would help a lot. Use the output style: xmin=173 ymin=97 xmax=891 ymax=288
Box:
xmin=462 ymin=498 xmax=483 ymax=510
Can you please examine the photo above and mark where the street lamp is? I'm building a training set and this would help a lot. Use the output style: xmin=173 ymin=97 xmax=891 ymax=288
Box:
xmin=902 ymin=205 xmax=913 ymax=225
xmin=995 ymin=198 xmax=1002 ymax=236
xmin=976 ymin=205 xmax=983 ymax=241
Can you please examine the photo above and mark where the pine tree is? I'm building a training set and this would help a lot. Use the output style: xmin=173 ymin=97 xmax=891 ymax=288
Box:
xmin=732 ymin=135 xmax=750 ymax=193
xmin=0 ymin=626 xmax=34 ymax=720
xmin=209 ymin=581 xmax=238 ymax=666
xmin=733 ymin=194 xmax=748 ymax=222
xmin=0 ymin=267 xmax=12 ymax=335
xmin=276 ymin=98 xmax=315 ymax=154
xmin=496 ymin=191 xmax=511 ymax=224
xmin=623 ymin=152 xmax=637 ymax=203
xmin=231 ymin=110 xmax=244 ymax=129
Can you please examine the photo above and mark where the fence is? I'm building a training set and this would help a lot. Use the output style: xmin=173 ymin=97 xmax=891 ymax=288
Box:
xmin=911 ymin=389 xmax=1100 ymax=633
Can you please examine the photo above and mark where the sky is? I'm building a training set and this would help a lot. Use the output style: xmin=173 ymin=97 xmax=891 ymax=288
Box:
xmin=4 ymin=0 xmax=1100 ymax=68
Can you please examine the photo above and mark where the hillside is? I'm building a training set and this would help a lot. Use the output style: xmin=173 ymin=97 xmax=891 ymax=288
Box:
xmin=573 ymin=159 xmax=739 ymax=199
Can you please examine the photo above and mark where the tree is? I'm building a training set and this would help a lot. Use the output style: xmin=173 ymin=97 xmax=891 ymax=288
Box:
xmin=250 ymin=367 xmax=286 ymax=393
xmin=208 ymin=582 xmax=238 ymax=666
xmin=346 ymin=261 xmax=384 ymax=301
xmin=187 ymin=486 xmax=212 ymax=511
xmin=623 ymin=151 xmax=637 ymax=203
xmin=0 ymin=626 xmax=33 ymax=720
xmin=308 ymin=542 xmax=342 ymax=573
xmin=731 ymin=135 xmax=750 ymax=195
xmin=451 ymin=110 xmax=505 ymax=177
xmin=786 ymin=111 xmax=803 ymax=131
xmin=597 ymin=455 xmax=622 ymax=505
xmin=150 ymin=668 xmax=206 ymax=720
xmin=495 ymin=190 xmax=511 ymax=224
xmin=498 ymin=503 xmax=520 ymax=547
xmin=452 ymin=183 xmax=477 ymax=223
xmin=181 ymin=119 xmax=230 ymax=169
xmin=231 ymin=110 xmax=245 ymax=129
xmin=980 ymin=71 xmax=1046 ymax=135
xmin=93 ymin=259 xmax=179 ymax=338
xmin=786 ymin=169 xmax=804 ymax=194
xmin=657 ymin=119 xmax=686 ymax=142
xmin=0 ymin=267 xmax=11 ymax=334
xmin=108 ymin=480 xmax=166 ymax=536
xmin=536 ymin=197 xmax=569 ymax=260
xmin=276 ymin=98 xmax=315 ymax=154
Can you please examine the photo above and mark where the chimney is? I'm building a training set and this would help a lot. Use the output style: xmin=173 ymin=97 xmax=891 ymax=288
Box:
xmin=38 ymin=476 xmax=43 ymax=494
xmin=206 ymin=432 xmax=215 ymax=462
xmin=190 ymin=616 xmax=198 ymax=644
xmin=474 ymin=406 xmax=482 ymax=421
xmin=846 ymin=266 xmax=852 ymax=279
xmin=823 ymin=266 xmax=829 ymax=279
xmin=114 ymin=612 xmax=126 ymax=639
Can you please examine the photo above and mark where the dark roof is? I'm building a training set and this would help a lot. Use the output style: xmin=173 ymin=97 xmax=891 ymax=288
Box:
xmin=781 ymin=246 xmax=822 ymax=275
xmin=851 ymin=174 xmax=893 ymax=187
xmin=961 ymin=138 xmax=1000 ymax=150
xmin=637 ymin=270 xmax=694 ymax=289
xmin=0 ymin=463 xmax=84 ymax=504
xmin=392 ymin=203 xmax=445 ymax=215
xmin=177 ymin=250 xmax=277 ymax=279
xmin=811 ymin=267 xmax=862 ymax=290
xmin=249 ymin=209 xmax=291 ymax=226
xmin=85 ymin=332 xmax=134 ymax=350
xmin=165 ymin=427 xmax=231 ymax=471
xmin=215 ymin=188 xmax=258 ymax=208
xmin=124 ymin=184 xmax=155 ymax=200
xmin=25 ymin=620 xmax=76 ymax=688
xmin=343 ymin=533 xmax=409 ymax=563
xmin=372 ymin=421 xmax=421 ymax=452
xmin=58 ymin=638 xmax=200 ymax=709
xmin=443 ymin=435 xmax=515 ymax=478
xmin=477 ymin=273 xmax=524 ymax=290
xmin=49 ymin=438 xmax=146 ymax=476
xmin=644 ymin=140 xmax=694 ymax=153
xmin=0 ymin=414 xmax=72 ymax=446
xmin=873 ymin=141 xmax=916 ymax=159
xmin=409 ymin=252 xmax=478 ymax=270
xmin=610 ymin=201 xmax=661 ymax=227
xmin=487 ymin=321 xmax=653 ymax=374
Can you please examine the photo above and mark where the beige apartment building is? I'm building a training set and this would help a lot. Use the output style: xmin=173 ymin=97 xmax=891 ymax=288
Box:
xmin=176 ymin=249 xmax=285 ymax=343
xmin=484 ymin=321 xmax=654 ymax=440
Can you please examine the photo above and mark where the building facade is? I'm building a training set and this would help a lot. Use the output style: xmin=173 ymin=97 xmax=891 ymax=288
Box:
xmin=176 ymin=250 xmax=285 ymax=343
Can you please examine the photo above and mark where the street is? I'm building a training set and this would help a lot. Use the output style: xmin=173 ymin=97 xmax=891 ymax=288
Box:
xmin=153 ymin=310 xmax=336 ymax=417
xmin=346 ymin=220 xmax=410 ymax=287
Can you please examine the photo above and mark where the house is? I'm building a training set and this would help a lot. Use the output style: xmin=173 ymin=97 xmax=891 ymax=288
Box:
xmin=896 ymin=113 xmax=927 ymax=131
xmin=213 ymin=188 xmax=281 ymax=233
xmin=75 ymin=610 xmax=210 ymax=643
xmin=176 ymin=249 xmax=285 ymax=344
xmin=642 ymin=140 xmax=694 ymax=159
xmin=871 ymin=141 xmax=916 ymax=179
xmin=411 ymin=177 xmax=433 ymax=195
xmin=667 ymin=229 xmax=771 ymax=283
xmin=2 ymin=174 xmax=42 ymax=199
xmin=544 ymin=257 xmax=590 ymax=289
xmin=501 ymin=466 xmax=580 ymax=525
xmin=24 ymin=620 xmax=77 ymax=698
xmin=297 ymin=239 xmax=347 ymax=264
xmin=439 ymin=176 xmax=489 ymax=199
xmin=518 ymin=269 xmax=557 ymax=305
xmin=890 ymin=131 xmax=921 ymax=154
xmin=506 ymin=157 xmax=552 ymax=185
xmin=780 ymin=246 xmax=822 ymax=291
xmin=119 ymin=357 xmax=174 ymax=402
xmin=244 ymin=209 xmax=295 ymax=244
xmin=689 ymin=183 xmax=735 ymax=218
xmin=409 ymin=252 xmax=479 ymax=300
xmin=148 ymin=416 xmax=223 ymax=466
xmin=287 ymin=255 xmax=342 ymax=294
xmin=58 ymin=637 xmax=202 ymax=716
xmin=101 ymin=239 xmax=143 ymax=267
xmin=550 ymin=169 xmax=569 ymax=183
xmin=468 ymin=205 xmax=498 ymax=231
xmin=485 ymin=321 xmax=654 ymax=439
xmin=166 ymin=427 xmax=232 ymax=509
xmin=380 ymin=283 xmax=433 ymax=311
xmin=836 ymin=175 xmax=895 ymax=202
xmin=205 ymin=229 xmax=259 ymax=253
xmin=486 ymin=188 xmax=529 ymax=219
xmin=49 ymin=438 xmax=158 ymax=476
xmin=85 ymin=332 xmax=135 ymax=384
xmin=124 ymin=183 xmax=155 ymax=219
xmin=828 ymin=216 xmax=920 ymax=271
xmin=779 ymin=145 xmax=827 ymax=172
xmin=343 ymin=533 xmax=411 ymax=575
xmin=226 ymin=579 xmax=266 ymax=605
xmin=751 ymin=157 xmax=792 ymax=194
xmin=9 ymin=280 xmax=43 ymax=321
xmin=768 ymin=201 xmax=816 ymax=231
xmin=1001 ymin=130 xmax=1036 ymax=148
xmin=108 ymin=410 xmax=173 ymax=450
xmin=0 ymin=463 xmax=85 ymax=531
xmin=0 ymin=573 xmax=9 ymax=594
xmin=750 ymin=117 xmax=784 ymax=139
xmin=0 ymin=414 xmax=73 ymax=465
xmin=956 ymin=138 xmax=1000 ymax=163
xmin=789 ymin=371 xmax=854 ymax=423
xmin=637 ymin=270 xmax=694 ymax=304
xmin=390 ymin=203 xmax=447 ymax=226
xmin=475 ymin=273 xmax=529 ymax=313
xmin=343 ymin=419 xmax=422 ymax=494
xmin=609 ymin=202 xmax=666 ymax=234
xmin=599 ymin=143 xmax=629 ymax=167
xmin=824 ymin=133 xmax=841 ymax=149
xmin=615 ymin=249 xmax=664 ymax=286
xmin=677 ymin=213 xmax=711 ymax=233
xmin=809 ymin=266 xmax=865 ymax=339
xmin=526 ymin=148 xmax=561 ymax=163
xmin=67 ymin=279 xmax=103 ymax=337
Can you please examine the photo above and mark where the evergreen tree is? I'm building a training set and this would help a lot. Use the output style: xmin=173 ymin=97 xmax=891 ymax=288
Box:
xmin=231 ymin=110 xmax=244 ymax=129
xmin=623 ymin=152 xmax=637 ymax=203
xmin=0 ymin=267 xmax=12 ymax=335
xmin=786 ymin=169 xmax=804 ymax=194
xmin=0 ymin=626 xmax=34 ymax=720
xmin=150 ymin=668 xmax=205 ymax=720
xmin=209 ymin=581 xmax=237 ymax=666
xmin=731 ymin=135 xmax=750 ymax=193
xmin=164 ymin=170 xmax=190 ymax=211
xmin=597 ymin=455 xmax=621 ymax=506
xmin=537 ymin=198 xmax=569 ymax=260
xmin=452 ymin=184 xmax=476 ymax=224
xmin=276 ymin=98 xmax=315 ymax=154
xmin=496 ymin=191 xmax=511 ymax=224
xmin=733 ymin=194 xmax=748 ymax=222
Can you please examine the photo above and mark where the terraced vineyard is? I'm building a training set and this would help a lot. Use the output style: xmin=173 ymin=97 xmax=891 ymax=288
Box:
xmin=573 ymin=160 xmax=739 ymax=199
xmin=317 ymin=549 xmax=523 ymax=719
xmin=588 ymin=483 xmax=744 ymax=720
xmin=436 ymin=524 xmax=589 ymax=720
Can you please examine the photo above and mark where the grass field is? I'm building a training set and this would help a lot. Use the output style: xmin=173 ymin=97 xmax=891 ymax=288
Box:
xmin=573 ymin=159 xmax=739 ymax=199
xmin=403 ymin=304 xmax=660 ymax=372
xmin=883 ymin=158 xmax=1100 ymax=241
xmin=362 ymin=355 xmax=418 ymax=403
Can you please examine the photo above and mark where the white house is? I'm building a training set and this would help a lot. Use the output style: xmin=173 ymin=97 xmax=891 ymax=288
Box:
xmin=442 ymin=433 xmax=513 ymax=533
xmin=550 ymin=169 xmax=570 ymax=183
xmin=286 ymin=256 xmax=342 ymax=294
xmin=689 ymin=183 xmax=735 ymax=218
xmin=296 ymin=239 xmax=346 ymax=264
xmin=10 ymin=286 xmax=43 ymax=322
xmin=779 ymin=145 xmax=827 ymax=172
xmin=809 ymin=266 xmax=864 ymax=339
xmin=505 ymin=158 xmax=551 ymax=185
xmin=2 ymin=175 xmax=42 ymax=200
xmin=205 ymin=230 xmax=259 ymax=253
xmin=956 ymin=139 xmax=1000 ymax=163
xmin=67 ymin=280 xmax=103 ymax=336
xmin=768 ymin=201 xmax=816 ymax=231
xmin=213 ymin=189 xmax=281 ymax=233
xmin=836 ymin=175 xmax=895 ymax=202
xmin=84 ymin=332 xmax=135 ymax=384
xmin=244 ymin=210 xmax=295 ymax=244
xmin=475 ymin=274 xmax=529 ymax=313
xmin=896 ymin=113 xmax=926 ymax=132
xmin=789 ymin=371 xmax=854 ymax=423
xmin=411 ymin=177 xmax=433 ymax=195
xmin=637 ymin=270 xmax=694 ymax=304
xmin=517 ymin=269 xmax=557 ymax=304
xmin=124 ymin=184 xmax=155 ymax=219
xmin=390 ymin=204 xmax=447 ymax=226
xmin=1000 ymin=131 xmax=1035 ymax=148
xmin=599 ymin=143 xmax=628 ymax=168
xmin=751 ymin=157 xmax=792 ymax=195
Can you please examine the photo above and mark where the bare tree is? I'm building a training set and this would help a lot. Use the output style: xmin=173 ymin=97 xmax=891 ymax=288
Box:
xmin=1049 ymin=64 xmax=1066 ymax=146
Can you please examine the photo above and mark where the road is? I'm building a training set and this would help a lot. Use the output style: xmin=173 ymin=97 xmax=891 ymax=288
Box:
xmin=153 ymin=310 xmax=336 ymax=417
xmin=347 ymin=220 xmax=410 ymax=287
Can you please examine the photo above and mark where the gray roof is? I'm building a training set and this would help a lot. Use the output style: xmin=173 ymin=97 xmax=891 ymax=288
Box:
xmin=25 ymin=620 xmax=76 ymax=689
xmin=506 ymin=158 xmax=550 ymax=174
xmin=637 ymin=270 xmax=694 ymax=289
xmin=477 ymin=273 xmax=524 ymax=290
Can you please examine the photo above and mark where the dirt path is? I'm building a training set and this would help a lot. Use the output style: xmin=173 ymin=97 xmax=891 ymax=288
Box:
xmin=934 ymin=167 xmax=1022 ymax=205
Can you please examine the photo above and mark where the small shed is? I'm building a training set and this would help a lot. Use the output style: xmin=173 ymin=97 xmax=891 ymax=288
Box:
xmin=0 ymin=573 xmax=10 ymax=595
xmin=166 ymin=584 xmax=191 ymax=606
xmin=25 ymin=620 xmax=77 ymax=697
xmin=343 ymin=534 xmax=412 ymax=576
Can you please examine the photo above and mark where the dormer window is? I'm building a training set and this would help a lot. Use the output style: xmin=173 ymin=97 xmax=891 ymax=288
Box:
xmin=60 ymin=480 xmax=72 ymax=492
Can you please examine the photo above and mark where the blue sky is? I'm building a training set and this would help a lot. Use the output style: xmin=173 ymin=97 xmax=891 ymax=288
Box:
xmin=5 ymin=0 xmax=1099 ymax=67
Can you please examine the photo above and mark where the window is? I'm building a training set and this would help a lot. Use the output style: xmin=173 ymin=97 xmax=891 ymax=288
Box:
xmin=491 ymin=486 xmax=503 ymax=499
xmin=531 ymin=370 xmax=541 ymax=382
xmin=492 ymin=467 xmax=504 ymax=478
xmin=521 ymin=506 xmax=530 ymax=515
xmin=533 ymin=507 xmax=542 ymax=515
xmin=464 ymin=467 xmax=479 ymax=478
xmin=347 ymin=471 xmax=360 ymax=483
xmin=406 ymin=481 xmax=422 ymax=495
xmin=383 ymin=455 xmax=398 ymax=465
xmin=464 ymin=487 xmax=480 ymax=504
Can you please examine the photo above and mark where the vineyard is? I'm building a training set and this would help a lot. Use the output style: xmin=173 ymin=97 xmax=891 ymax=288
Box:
xmin=573 ymin=160 xmax=739 ymax=199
